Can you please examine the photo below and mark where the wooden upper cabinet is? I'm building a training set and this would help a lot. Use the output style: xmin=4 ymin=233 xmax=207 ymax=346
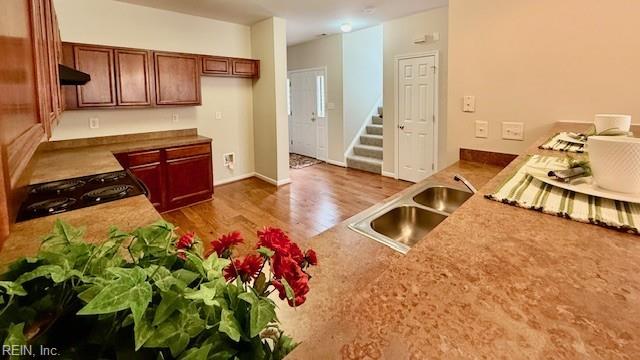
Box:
xmin=74 ymin=45 xmax=116 ymax=107
xmin=154 ymin=52 xmax=201 ymax=106
xmin=114 ymin=49 xmax=152 ymax=106
xmin=201 ymin=56 xmax=230 ymax=76
xmin=232 ymin=58 xmax=259 ymax=78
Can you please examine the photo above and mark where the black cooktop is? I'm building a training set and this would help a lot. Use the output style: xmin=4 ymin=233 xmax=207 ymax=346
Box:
xmin=17 ymin=170 xmax=147 ymax=222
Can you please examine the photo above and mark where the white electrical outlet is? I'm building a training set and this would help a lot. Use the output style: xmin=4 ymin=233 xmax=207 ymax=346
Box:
xmin=215 ymin=112 xmax=223 ymax=120
xmin=223 ymin=153 xmax=235 ymax=169
xmin=171 ymin=113 xmax=179 ymax=123
xmin=89 ymin=117 xmax=99 ymax=129
xmin=475 ymin=120 xmax=488 ymax=138
xmin=502 ymin=122 xmax=524 ymax=140
xmin=463 ymin=96 xmax=475 ymax=112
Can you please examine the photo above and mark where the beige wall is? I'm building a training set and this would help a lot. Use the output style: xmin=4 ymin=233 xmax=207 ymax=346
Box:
xmin=51 ymin=0 xmax=255 ymax=184
xmin=383 ymin=7 xmax=449 ymax=174
xmin=448 ymin=0 xmax=640 ymax=166
xmin=251 ymin=17 xmax=290 ymax=183
xmin=287 ymin=35 xmax=344 ymax=163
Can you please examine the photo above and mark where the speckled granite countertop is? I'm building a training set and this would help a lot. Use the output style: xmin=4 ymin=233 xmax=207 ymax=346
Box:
xmin=286 ymin=122 xmax=640 ymax=359
xmin=0 ymin=129 xmax=211 ymax=265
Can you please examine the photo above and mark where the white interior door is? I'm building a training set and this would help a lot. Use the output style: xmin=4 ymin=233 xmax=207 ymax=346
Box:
xmin=397 ymin=56 xmax=436 ymax=183
xmin=289 ymin=70 xmax=319 ymax=158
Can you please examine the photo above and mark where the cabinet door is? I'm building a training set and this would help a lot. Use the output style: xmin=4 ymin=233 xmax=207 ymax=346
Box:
xmin=115 ymin=49 xmax=152 ymax=106
xmin=165 ymin=154 xmax=213 ymax=211
xmin=43 ymin=0 xmax=61 ymax=117
xmin=154 ymin=52 xmax=201 ymax=105
xmin=130 ymin=163 xmax=164 ymax=211
xmin=232 ymin=58 xmax=259 ymax=78
xmin=74 ymin=45 xmax=116 ymax=107
xmin=201 ymin=56 xmax=230 ymax=76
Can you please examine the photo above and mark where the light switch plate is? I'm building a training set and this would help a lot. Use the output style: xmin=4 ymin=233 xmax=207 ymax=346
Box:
xmin=502 ymin=122 xmax=524 ymax=140
xmin=89 ymin=117 xmax=99 ymax=129
xmin=463 ymin=96 xmax=475 ymax=112
xmin=215 ymin=112 xmax=223 ymax=120
xmin=475 ymin=120 xmax=488 ymax=138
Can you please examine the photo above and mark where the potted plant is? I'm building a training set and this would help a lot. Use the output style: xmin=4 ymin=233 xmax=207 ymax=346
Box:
xmin=0 ymin=220 xmax=317 ymax=359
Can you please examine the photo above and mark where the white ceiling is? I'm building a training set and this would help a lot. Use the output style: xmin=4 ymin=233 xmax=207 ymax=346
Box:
xmin=116 ymin=0 xmax=448 ymax=45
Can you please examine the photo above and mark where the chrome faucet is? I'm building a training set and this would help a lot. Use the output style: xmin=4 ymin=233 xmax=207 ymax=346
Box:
xmin=453 ymin=174 xmax=477 ymax=194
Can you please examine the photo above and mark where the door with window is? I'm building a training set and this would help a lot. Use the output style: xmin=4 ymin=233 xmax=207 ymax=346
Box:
xmin=288 ymin=69 xmax=327 ymax=159
xmin=397 ymin=55 xmax=436 ymax=182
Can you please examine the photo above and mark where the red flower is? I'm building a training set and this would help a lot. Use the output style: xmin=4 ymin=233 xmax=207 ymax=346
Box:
xmin=206 ymin=231 xmax=244 ymax=258
xmin=224 ymin=255 xmax=264 ymax=282
xmin=304 ymin=249 xmax=318 ymax=266
xmin=257 ymin=227 xmax=291 ymax=255
xmin=175 ymin=232 xmax=196 ymax=260
xmin=272 ymin=275 xmax=310 ymax=307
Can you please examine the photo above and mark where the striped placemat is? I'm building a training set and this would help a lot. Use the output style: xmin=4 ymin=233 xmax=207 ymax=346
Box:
xmin=486 ymin=154 xmax=640 ymax=234
xmin=539 ymin=133 xmax=585 ymax=153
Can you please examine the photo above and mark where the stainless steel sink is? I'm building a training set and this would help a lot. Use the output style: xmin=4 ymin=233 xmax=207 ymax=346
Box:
xmin=370 ymin=206 xmax=447 ymax=247
xmin=349 ymin=180 xmax=474 ymax=254
xmin=413 ymin=186 xmax=473 ymax=213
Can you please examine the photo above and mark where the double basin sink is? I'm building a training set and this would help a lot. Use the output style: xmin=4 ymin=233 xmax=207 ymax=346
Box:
xmin=349 ymin=181 xmax=473 ymax=254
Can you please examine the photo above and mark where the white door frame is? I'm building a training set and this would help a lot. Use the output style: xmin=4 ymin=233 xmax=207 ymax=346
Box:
xmin=287 ymin=66 xmax=329 ymax=161
xmin=393 ymin=51 xmax=439 ymax=180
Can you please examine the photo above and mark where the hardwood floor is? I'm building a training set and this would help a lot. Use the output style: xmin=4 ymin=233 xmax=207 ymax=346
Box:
xmin=162 ymin=164 xmax=411 ymax=254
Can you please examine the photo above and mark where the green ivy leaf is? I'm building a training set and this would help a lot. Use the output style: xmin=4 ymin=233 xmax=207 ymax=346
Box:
xmin=77 ymin=267 xmax=151 ymax=327
xmin=184 ymin=281 xmax=220 ymax=306
xmin=248 ymin=299 xmax=276 ymax=337
xmin=256 ymin=246 xmax=275 ymax=258
xmin=14 ymin=264 xmax=82 ymax=285
xmin=280 ymin=278 xmax=296 ymax=305
xmin=134 ymin=312 xmax=155 ymax=350
xmin=0 ymin=281 xmax=27 ymax=296
xmin=3 ymin=323 xmax=27 ymax=359
xmin=153 ymin=291 xmax=182 ymax=326
xmin=40 ymin=220 xmax=85 ymax=250
xmin=238 ymin=291 xmax=258 ymax=305
xmin=178 ymin=344 xmax=211 ymax=360
xmin=145 ymin=304 xmax=204 ymax=357
xmin=253 ymin=272 xmax=267 ymax=294
xmin=219 ymin=308 xmax=242 ymax=342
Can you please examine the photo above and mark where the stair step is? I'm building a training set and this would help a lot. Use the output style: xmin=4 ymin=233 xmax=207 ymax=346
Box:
xmin=378 ymin=106 xmax=383 ymax=118
xmin=353 ymin=144 xmax=383 ymax=159
xmin=366 ymin=124 xmax=383 ymax=136
xmin=360 ymin=134 xmax=383 ymax=147
xmin=372 ymin=115 xmax=383 ymax=125
xmin=346 ymin=155 xmax=382 ymax=174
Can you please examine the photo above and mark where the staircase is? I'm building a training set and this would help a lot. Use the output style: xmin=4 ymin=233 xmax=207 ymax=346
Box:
xmin=346 ymin=107 xmax=384 ymax=174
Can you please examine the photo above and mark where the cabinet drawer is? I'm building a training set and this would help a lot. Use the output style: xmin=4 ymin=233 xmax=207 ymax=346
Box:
xmin=127 ymin=150 xmax=161 ymax=166
xmin=165 ymin=143 xmax=210 ymax=160
xmin=232 ymin=58 xmax=258 ymax=78
xmin=201 ymin=56 xmax=230 ymax=75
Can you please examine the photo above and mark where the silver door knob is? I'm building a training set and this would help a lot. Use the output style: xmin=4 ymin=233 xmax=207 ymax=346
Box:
xmin=399 ymin=124 xmax=405 ymax=130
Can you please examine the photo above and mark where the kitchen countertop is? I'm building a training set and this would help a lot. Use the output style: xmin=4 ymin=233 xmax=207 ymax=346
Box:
xmin=0 ymin=129 xmax=211 ymax=266
xmin=286 ymin=122 xmax=640 ymax=359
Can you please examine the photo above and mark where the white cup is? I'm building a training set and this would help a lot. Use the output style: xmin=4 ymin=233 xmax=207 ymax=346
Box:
xmin=588 ymin=136 xmax=640 ymax=194
xmin=594 ymin=114 xmax=631 ymax=133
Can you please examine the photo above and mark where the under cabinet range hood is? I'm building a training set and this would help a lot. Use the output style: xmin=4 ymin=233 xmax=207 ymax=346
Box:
xmin=58 ymin=64 xmax=90 ymax=85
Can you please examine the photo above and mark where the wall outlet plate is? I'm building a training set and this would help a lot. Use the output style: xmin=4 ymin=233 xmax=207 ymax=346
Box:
xmin=171 ymin=113 xmax=179 ymax=123
xmin=502 ymin=122 xmax=524 ymax=140
xmin=463 ymin=96 xmax=475 ymax=112
xmin=215 ymin=112 xmax=223 ymax=120
xmin=475 ymin=120 xmax=488 ymax=138
xmin=223 ymin=152 xmax=235 ymax=167
xmin=89 ymin=117 xmax=99 ymax=129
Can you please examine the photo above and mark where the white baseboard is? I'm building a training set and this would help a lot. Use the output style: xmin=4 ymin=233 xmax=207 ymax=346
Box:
xmin=214 ymin=172 xmax=256 ymax=186
xmin=254 ymin=172 xmax=291 ymax=187
xmin=325 ymin=159 xmax=347 ymax=167
xmin=382 ymin=170 xmax=396 ymax=179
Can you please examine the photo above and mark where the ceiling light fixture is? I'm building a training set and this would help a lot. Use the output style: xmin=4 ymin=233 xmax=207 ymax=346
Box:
xmin=340 ymin=23 xmax=352 ymax=33
xmin=363 ymin=6 xmax=376 ymax=14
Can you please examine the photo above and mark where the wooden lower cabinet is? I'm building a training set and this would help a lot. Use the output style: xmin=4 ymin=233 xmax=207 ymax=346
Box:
xmin=129 ymin=162 xmax=163 ymax=210
xmin=114 ymin=142 xmax=213 ymax=212
xmin=165 ymin=154 xmax=213 ymax=210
